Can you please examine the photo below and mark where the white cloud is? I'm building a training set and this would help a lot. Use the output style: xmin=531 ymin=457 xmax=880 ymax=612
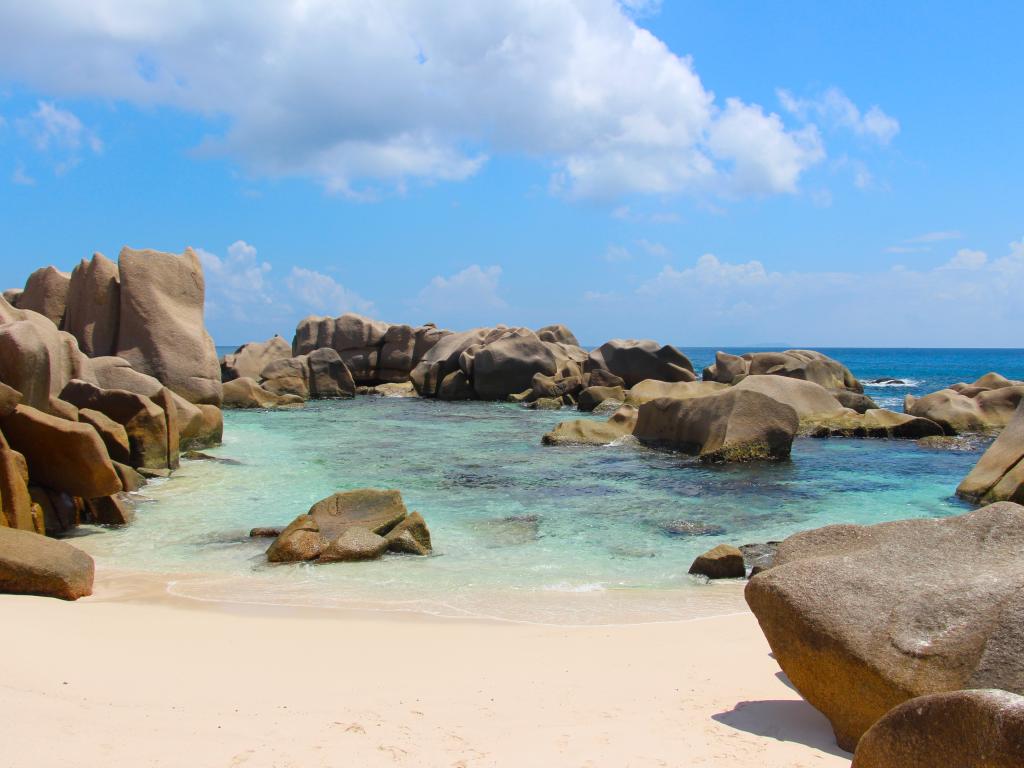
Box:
xmin=589 ymin=238 xmax=1024 ymax=345
xmin=637 ymin=239 xmax=669 ymax=257
xmin=286 ymin=267 xmax=375 ymax=316
xmin=778 ymin=86 xmax=899 ymax=145
xmin=414 ymin=265 xmax=506 ymax=319
xmin=0 ymin=1 xmax=835 ymax=201
xmin=197 ymin=240 xmax=277 ymax=322
xmin=22 ymin=101 xmax=102 ymax=153
xmin=11 ymin=165 xmax=35 ymax=186
xmin=603 ymin=244 xmax=633 ymax=263
xmin=940 ymin=248 xmax=987 ymax=270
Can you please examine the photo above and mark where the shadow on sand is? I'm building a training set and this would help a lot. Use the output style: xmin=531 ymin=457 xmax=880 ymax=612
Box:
xmin=712 ymin=698 xmax=852 ymax=760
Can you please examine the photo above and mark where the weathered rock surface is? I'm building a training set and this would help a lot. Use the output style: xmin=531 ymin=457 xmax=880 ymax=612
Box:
xmin=703 ymin=349 xmax=862 ymax=392
xmin=259 ymin=357 xmax=310 ymax=399
xmin=809 ymin=409 xmax=944 ymax=439
xmin=386 ymin=512 xmax=432 ymax=555
xmin=17 ymin=266 xmax=71 ymax=327
xmin=588 ymin=339 xmax=695 ymax=388
xmin=536 ymin=324 xmax=580 ymax=346
xmin=832 ymin=390 xmax=879 ymax=414
xmin=222 ymin=377 xmax=304 ymax=409
xmin=688 ymin=544 xmax=745 ymax=579
xmin=577 ymin=385 xmax=625 ymax=412
xmin=0 ymin=447 xmax=36 ymax=531
xmin=908 ymin=373 xmax=1024 ymax=434
xmin=850 ymin=689 xmax=1024 ymax=768
xmin=625 ymin=379 xmax=727 ymax=406
xmin=265 ymin=515 xmax=325 ymax=562
xmin=957 ymin=403 xmax=1024 ymax=504
xmin=309 ymin=489 xmax=408 ymax=540
xmin=745 ymin=502 xmax=1024 ymax=751
xmin=84 ymin=494 xmax=135 ymax=526
xmin=731 ymin=376 xmax=847 ymax=422
xmin=63 ymin=253 xmax=120 ymax=356
xmin=220 ymin=336 xmax=291 ymax=382
xmin=306 ymin=348 xmax=356 ymax=398
xmin=78 ymin=407 xmax=131 ymax=465
xmin=319 ymin=527 xmax=389 ymax=562
xmin=0 ymin=404 xmax=122 ymax=498
xmin=0 ymin=526 xmax=94 ymax=600
xmin=472 ymin=330 xmax=559 ymax=400
xmin=115 ymin=247 xmax=222 ymax=406
xmin=542 ymin=405 xmax=638 ymax=446
xmin=634 ymin=389 xmax=799 ymax=462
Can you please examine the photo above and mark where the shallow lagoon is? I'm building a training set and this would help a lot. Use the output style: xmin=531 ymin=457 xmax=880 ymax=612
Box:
xmin=75 ymin=396 xmax=980 ymax=624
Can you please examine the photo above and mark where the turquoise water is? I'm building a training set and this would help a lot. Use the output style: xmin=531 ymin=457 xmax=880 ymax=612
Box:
xmin=75 ymin=392 xmax=982 ymax=624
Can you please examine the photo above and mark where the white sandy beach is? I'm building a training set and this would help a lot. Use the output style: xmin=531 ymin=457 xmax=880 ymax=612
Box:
xmin=1 ymin=570 xmax=850 ymax=768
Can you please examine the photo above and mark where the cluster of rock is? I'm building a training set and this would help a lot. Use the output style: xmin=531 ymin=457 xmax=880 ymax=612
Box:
xmin=957 ymin=401 xmax=1024 ymax=504
xmin=905 ymin=372 xmax=1024 ymax=434
xmin=543 ymin=350 xmax=943 ymax=462
xmin=1 ymin=247 xmax=227 ymax=598
xmin=745 ymin=501 xmax=1024 ymax=756
xmin=264 ymin=489 xmax=431 ymax=563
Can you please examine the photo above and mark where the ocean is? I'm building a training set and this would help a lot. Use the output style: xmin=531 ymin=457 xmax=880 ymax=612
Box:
xmin=77 ymin=347 xmax=1022 ymax=624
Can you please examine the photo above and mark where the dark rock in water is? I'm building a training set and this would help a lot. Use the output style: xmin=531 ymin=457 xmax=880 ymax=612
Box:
xmin=739 ymin=541 xmax=779 ymax=575
xmin=870 ymin=377 xmax=906 ymax=385
xmin=0 ymin=526 xmax=94 ymax=600
xmin=745 ymin=502 xmax=1024 ymax=751
xmin=266 ymin=515 xmax=325 ymax=562
xmin=385 ymin=511 xmax=432 ymax=555
xmin=609 ymin=545 xmax=658 ymax=558
xmin=851 ymin=689 xmax=1024 ymax=768
xmin=182 ymin=450 xmax=241 ymax=465
xmin=84 ymin=494 xmax=134 ymax=526
xmin=525 ymin=396 xmax=563 ymax=410
xmin=249 ymin=527 xmax=284 ymax=538
xmin=137 ymin=467 xmax=172 ymax=479
xmin=659 ymin=520 xmax=727 ymax=537
xmin=318 ymin=526 xmax=389 ymax=562
xmin=688 ymin=544 xmax=745 ymax=579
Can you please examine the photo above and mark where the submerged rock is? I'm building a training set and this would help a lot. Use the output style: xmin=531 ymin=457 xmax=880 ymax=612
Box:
xmin=659 ymin=520 xmax=727 ymax=537
xmin=745 ymin=502 xmax=1024 ymax=751
xmin=0 ymin=526 xmax=94 ymax=600
xmin=851 ymin=689 xmax=1024 ymax=768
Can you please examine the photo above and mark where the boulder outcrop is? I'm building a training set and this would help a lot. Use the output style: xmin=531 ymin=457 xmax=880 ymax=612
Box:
xmin=587 ymin=339 xmax=696 ymax=388
xmin=809 ymin=409 xmax=944 ymax=439
xmin=703 ymin=349 xmax=862 ymax=392
xmin=542 ymin=405 xmax=638 ymax=446
xmin=17 ymin=266 xmax=71 ymax=327
xmin=115 ymin=247 xmax=222 ymax=406
xmin=625 ymin=379 xmax=727 ymax=406
xmin=850 ymin=689 xmax=1024 ymax=768
xmin=907 ymin=373 xmax=1024 ymax=434
xmin=0 ymin=404 xmax=122 ymax=498
xmin=731 ymin=376 xmax=847 ymax=422
xmin=957 ymin=403 xmax=1024 ymax=504
xmin=0 ymin=446 xmax=37 ymax=532
xmin=688 ymin=544 xmax=745 ymax=579
xmin=634 ymin=389 xmax=799 ymax=462
xmin=0 ymin=526 xmax=94 ymax=600
xmin=745 ymin=502 xmax=1024 ymax=751
xmin=222 ymin=377 xmax=305 ymax=409
xmin=63 ymin=253 xmax=120 ymax=357
xmin=220 ymin=336 xmax=291 ymax=382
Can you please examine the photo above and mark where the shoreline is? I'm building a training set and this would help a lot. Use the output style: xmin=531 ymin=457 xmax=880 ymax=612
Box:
xmin=1 ymin=567 xmax=852 ymax=768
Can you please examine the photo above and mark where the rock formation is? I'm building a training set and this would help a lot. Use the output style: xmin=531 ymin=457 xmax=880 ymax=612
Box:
xmin=957 ymin=402 xmax=1024 ymax=504
xmin=851 ymin=689 xmax=1024 ymax=768
xmin=745 ymin=502 xmax=1024 ymax=750
xmin=587 ymin=339 xmax=695 ymax=388
xmin=542 ymin=405 xmax=638 ymax=446
xmin=907 ymin=372 xmax=1024 ymax=434
xmin=688 ymin=544 xmax=745 ymax=579
xmin=220 ymin=336 xmax=291 ymax=382
xmin=703 ymin=349 xmax=862 ymax=392
xmin=222 ymin=377 xmax=305 ymax=409
xmin=17 ymin=266 xmax=71 ymax=327
xmin=63 ymin=253 xmax=120 ymax=357
xmin=0 ymin=526 xmax=94 ymax=600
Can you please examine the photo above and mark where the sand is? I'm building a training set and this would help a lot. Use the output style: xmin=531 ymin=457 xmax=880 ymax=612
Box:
xmin=0 ymin=571 xmax=851 ymax=768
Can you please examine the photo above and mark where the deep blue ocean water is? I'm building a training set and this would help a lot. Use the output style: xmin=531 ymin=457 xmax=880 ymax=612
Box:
xmin=88 ymin=347 xmax=1017 ymax=624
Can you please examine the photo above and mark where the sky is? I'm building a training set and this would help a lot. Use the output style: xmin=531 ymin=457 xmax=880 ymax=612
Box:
xmin=0 ymin=0 xmax=1021 ymax=347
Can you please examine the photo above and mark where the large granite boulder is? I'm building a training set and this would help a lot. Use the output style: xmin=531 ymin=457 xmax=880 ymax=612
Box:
xmin=0 ymin=527 xmax=94 ymax=599
xmin=745 ymin=502 xmax=1024 ymax=751
xmin=731 ymin=376 xmax=847 ymax=422
xmin=410 ymin=328 xmax=491 ymax=397
xmin=810 ymin=409 xmax=944 ymax=439
xmin=0 ymin=298 xmax=97 ymax=412
xmin=115 ymin=247 xmax=222 ymax=406
xmin=0 ymin=447 xmax=37 ymax=532
xmin=908 ymin=374 xmax=1024 ymax=434
xmin=703 ymin=349 xmax=862 ymax=392
xmin=542 ymin=405 xmax=639 ymax=446
xmin=222 ymin=377 xmax=305 ymax=409
xmin=688 ymin=544 xmax=745 ymax=579
xmin=588 ymin=339 xmax=695 ymax=388
xmin=577 ymin=385 xmax=625 ymax=412
xmin=60 ymin=379 xmax=173 ymax=470
xmin=268 ymin=489 xmax=428 ymax=564
xmin=220 ymin=336 xmax=291 ymax=382
xmin=473 ymin=329 xmax=559 ymax=400
xmin=851 ymin=689 xmax=1024 ymax=768
xmin=306 ymin=348 xmax=356 ymax=398
xmin=634 ymin=389 xmax=798 ymax=462
xmin=77 ymin=408 xmax=132 ymax=465
xmin=2 ymin=289 xmax=21 ymax=306
xmin=17 ymin=266 xmax=71 ymax=327
xmin=625 ymin=379 xmax=727 ymax=406
xmin=63 ymin=252 xmax=120 ymax=356
xmin=259 ymin=357 xmax=310 ymax=399
xmin=536 ymin=324 xmax=580 ymax=346
xmin=957 ymin=403 xmax=1024 ymax=504
xmin=0 ymin=404 xmax=122 ymax=498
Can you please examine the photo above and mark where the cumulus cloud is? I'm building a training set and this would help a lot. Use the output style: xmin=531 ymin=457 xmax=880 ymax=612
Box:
xmin=13 ymin=100 xmax=102 ymax=176
xmin=413 ymin=265 xmax=506 ymax=322
xmin=0 ymin=1 xmax=833 ymax=200
xmin=11 ymin=165 xmax=35 ymax=186
xmin=286 ymin=267 xmax=375 ymax=316
xmin=197 ymin=240 xmax=276 ymax=321
xmin=592 ymin=239 xmax=1024 ymax=345
xmin=779 ymin=86 xmax=899 ymax=145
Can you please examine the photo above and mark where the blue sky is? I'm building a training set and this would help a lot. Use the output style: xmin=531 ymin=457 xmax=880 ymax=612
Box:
xmin=0 ymin=1 xmax=1021 ymax=347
